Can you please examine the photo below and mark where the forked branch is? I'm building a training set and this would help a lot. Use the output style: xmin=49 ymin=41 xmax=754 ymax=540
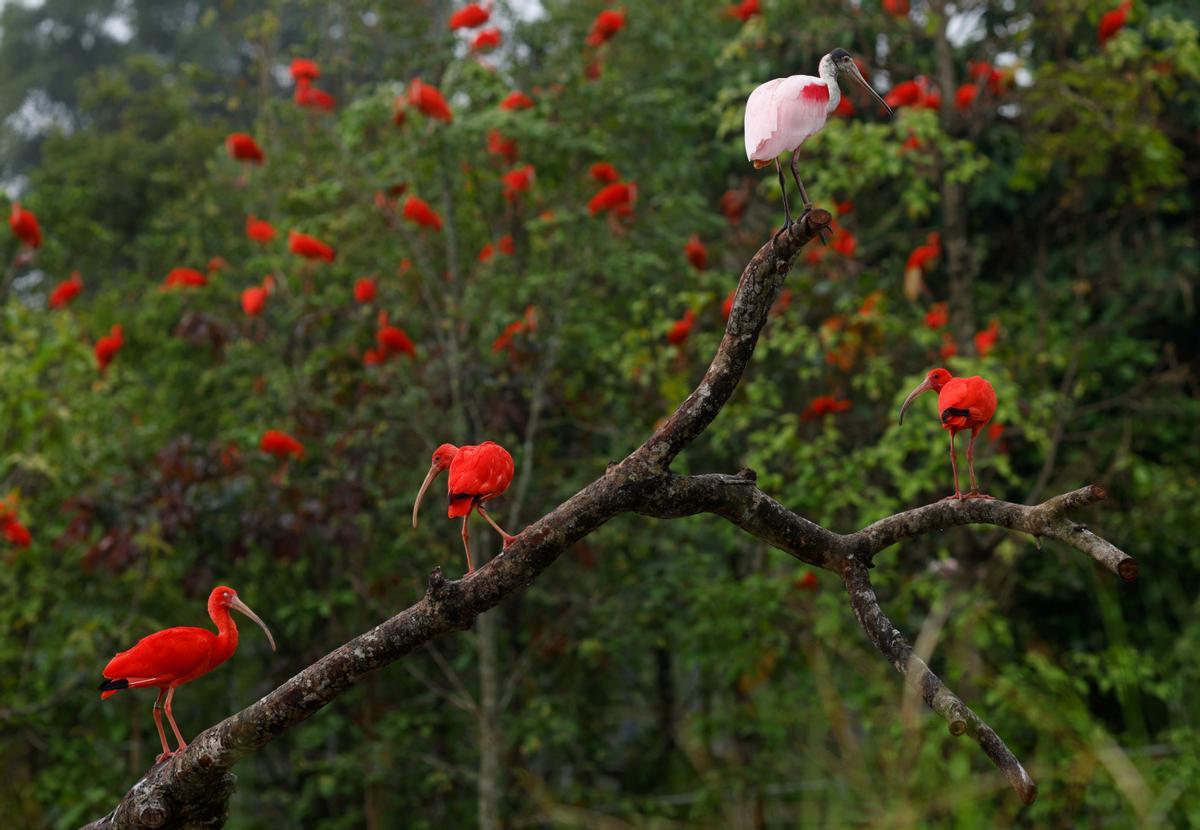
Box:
xmin=81 ymin=210 xmax=1135 ymax=828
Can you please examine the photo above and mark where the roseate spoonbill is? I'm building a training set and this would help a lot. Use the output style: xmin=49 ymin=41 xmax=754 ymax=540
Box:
xmin=745 ymin=49 xmax=891 ymax=230
xmin=99 ymin=585 xmax=276 ymax=763
xmin=412 ymin=442 xmax=517 ymax=575
xmin=898 ymin=368 xmax=997 ymax=500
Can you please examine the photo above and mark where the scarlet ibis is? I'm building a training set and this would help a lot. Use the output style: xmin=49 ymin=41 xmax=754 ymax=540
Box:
xmin=99 ymin=585 xmax=276 ymax=763
xmin=289 ymin=58 xmax=320 ymax=83
xmin=586 ymin=8 xmax=625 ymax=46
xmin=48 ymin=271 xmax=83 ymax=309
xmin=353 ymin=277 xmax=377 ymax=304
xmin=9 ymin=203 xmax=42 ymax=248
xmin=246 ymin=216 xmax=276 ymax=244
xmin=898 ymin=368 xmax=997 ymax=500
xmin=94 ymin=325 xmax=124 ymax=372
xmin=744 ymin=49 xmax=891 ymax=230
xmin=412 ymin=442 xmax=517 ymax=575
xmin=499 ymin=91 xmax=535 ymax=111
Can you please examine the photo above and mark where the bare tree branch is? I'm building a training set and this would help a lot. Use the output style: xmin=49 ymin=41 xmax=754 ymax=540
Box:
xmin=81 ymin=210 xmax=1135 ymax=828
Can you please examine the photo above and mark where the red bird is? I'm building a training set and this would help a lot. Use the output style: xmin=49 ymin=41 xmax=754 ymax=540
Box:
xmin=899 ymin=368 xmax=997 ymax=500
xmin=499 ymin=91 xmax=535 ymax=111
xmin=1099 ymin=1 xmax=1132 ymax=46
xmin=586 ymin=8 xmax=626 ymax=47
xmin=99 ymin=586 xmax=276 ymax=763
xmin=246 ymin=216 xmax=276 ymax=244
xmin=954 ymin=83 xmax=978 ymax=110
xmin=49 ymin=271 xmax=83 ymax=308
xmin=376 ymin=324 xmax=416 ymax=358
xmin=666 ymin=309 xmax=696 ymax=346
xmin=449 ymin=3 xmax=490 ymax=30
xmin=260 ymin=430 xmax=304 ymax=459
xmin=9 ymin=203 xmax=41 ymax=248
xmin=924 ymin=302 xmax=948 ymax=330
xmin=288 ymin=230 xmax=335 ymax=262
xmin=163 ymin=267 xmax=207 ymax=289
xmin=354 ymin=277 xmax=377 ymax=304
xmin=501 ymin=165 xmax=535 ymax=201
xmin=589 ymin=162 xmax=620 ymax=183
xmin=409 ymin=79 xmax=453 ymax=122
xmin=95 ymin=325 xmax=123 ymax=372
xmin=290 ymin=58 xmax=320 ymax=83
xmin=402 ymin=196 xmax=443 ymax=231
xmin=684 ymin=234 xmax=708 ymax=271
xmin=413 ymin=442 xmax=518 ymax=574
xmin=294 ymin=80 xmax=336 ymax=112
xmin=726 ymin=0 xmax=760 ymax=22
xmin=498 ymin=234 xmax=515 ymax=254
xmin=225 ymin=133 xmax=264 ymax=164
xmin=487 ymin=130 xmax=519 ymax=163
xmin=588 ymin=182 xmax=636 ymax=215
xmin=472 ymin=28 xmax=502 ymax=51
xmin=883 ymin=0 xmax=910 ymax=15
xmin=241 ymin=285 xmax=267 ymax=317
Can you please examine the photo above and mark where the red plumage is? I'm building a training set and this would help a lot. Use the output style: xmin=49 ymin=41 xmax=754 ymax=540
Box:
xmin=246 ymin=216 xmax=276 ymax=244
xmin=899 ymin=368 xmax=997 ymax=500
xmin=446 ymin=443 xmax=514 ymax=516
xmin=288 ymin=230 xmax=335 ymax=262
xmin=402 ymin=196 xmax=443 ymax=231
xmin=586 ymin=9 xmax=625 ymax=46
xmin=49 ymin=271 xmax=83 ymax=308
xmin=290 ymin=58 xmax=320 ymax=83
xmin=449 ymin=3 xmax=489 ymax=30
xmin=225 ymin=133 xmax=264 ymax=164
xmin=409 ymin=79 xmax=453 ymax=122
xmin=9 ymin=202 xmax=41 ymax=248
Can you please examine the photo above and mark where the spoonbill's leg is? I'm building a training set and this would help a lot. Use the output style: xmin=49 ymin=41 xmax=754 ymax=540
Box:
xmin=461 ymin=514 xmax=475 ymax=575
xmin=774 ymin=157 xmax=793 ymax=229
xmin=152 ymin=689 xmax=172 ymax=762
xmin=790 ymin=148 xmax=813 ymax=211
xmin=477 ymin=505 xmax=517 ymax=547
xmin=965 ymin=427 xmax=994 ymax=499
xmin=163 ymin=686 xmax=188 ymax=754
xmin=940 ymin=429 xmax=964 ymax=501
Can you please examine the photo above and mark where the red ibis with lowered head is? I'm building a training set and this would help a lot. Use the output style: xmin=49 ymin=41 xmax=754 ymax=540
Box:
xmin=412 ymin=441 xmax=517 ymax=575
xmin=99 ymin=585 xmax=276 ymax=764
xmin=745 ymin=49 xmax=891 ymax=230
xmin=899 ymin=368 xmax=997 ymax=501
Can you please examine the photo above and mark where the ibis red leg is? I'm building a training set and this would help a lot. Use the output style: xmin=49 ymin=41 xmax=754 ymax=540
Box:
xmin=460 ymin=514 xmax=475 ymax=575
xmin=164 ymin=686 xmax=188 ymax=754
xmin=940 ymin=429 xmax=964 ymax=501
xmin=476 ymin=505 xmax=517 ymax=547
xmin=152 ymin=689 xmax=172 ymax=763
xmin=964 ymin=426 xmax=994 ymax=500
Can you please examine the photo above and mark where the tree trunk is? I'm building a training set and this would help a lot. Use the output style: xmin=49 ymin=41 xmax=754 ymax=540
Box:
xmin=477 ymin=608 xmax=502 ymax=830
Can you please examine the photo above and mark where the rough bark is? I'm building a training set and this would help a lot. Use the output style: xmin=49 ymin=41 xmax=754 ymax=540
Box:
xmin=81 ymin=210 xmax=1135 ymax=829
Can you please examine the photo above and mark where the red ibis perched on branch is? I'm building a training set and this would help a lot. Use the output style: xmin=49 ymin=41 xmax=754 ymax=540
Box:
xmin=745 ymin=49 xmax=891 ymax=230
xmin=412 ymin=441 xmax=518 ymax=575
xmin=99 ymin=586 xmax=276 ymax=764
xmin=899 ymin=368 xmax=997 ymax=501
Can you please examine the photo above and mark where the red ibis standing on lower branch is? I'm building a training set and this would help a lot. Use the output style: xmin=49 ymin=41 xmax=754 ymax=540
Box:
xmin=898 ymin=368 xmax=997 ymax=501
xmin=745 ymin=49 xmax=892 ymax=230
xmin=99 ymin=586 xmax=276 ymax=763
xmin=412 ymin=441 xmax=518 ymax=575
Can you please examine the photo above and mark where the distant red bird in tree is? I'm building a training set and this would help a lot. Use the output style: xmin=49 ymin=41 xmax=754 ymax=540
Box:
xmin=9 ymin=203 xmax=41 ymax=248
xmin=487 ymin=130 xmax=518 ymax=163
xmin=94 ymin=325 xmax=124 ymax=372
xmin=588 ymin=182 xmax=636 ymax=215
xmin=409 ymin=79 xmax=453 ymax=122
xmin=924 ymin=301 xmax=948 ymax=330
xmin=163 ymin=268 xmax=207 ymax=289
xmin=726 ymin=0 xmax=760 ymax=22
xmin=974 ymin=319 xmax=999 ymax=356
xmin=589 ymin=162 xmax=620 ymax=183
xmin=260 ymin=430 xmax=304 ymax=459
xmin=802 ymin=395 xmax=852 ymax=421
xmin=353 ymin=277 xmax=377 ymax=304
xmin=667 ymin=309 xmax=696 ymax=346
xmin=449 ymin=3 xmax=490 ymax=30
xmin=241 ymin=276 xmax=273 ymax=317
xmin=294 ymin=80 xmax=336 ymax=112
xmin=99 ymin=585 xmax=275 ymax=763
xmin=720 ymin=187 xmax=748 ymax=226
xmin=502 ymin=165 xmax=535 ymax=201
xmin=413 ymin=441 xmax=518 ymax=574
xmin=225 ymin=133 xmax=264 ymax=164
xmin=498 ymin=234 xmax=515 ymax=254
xmin=684 ymin=235 xmax=708 ymax=271
xmin=403 ymin=196 xmax=443 ymax=231
xmin=722 ymin=288 xmax=736 ymax=320
xmin=899 ymin=368 xmax=997 ymax=500
xmin=831 ymin=226 xmax=857 ymax=257
xmin=969 ymin=61 xmax=1008 ymax=96
xmin=586 ymin=8 xmax=626 ymax=46
xmin=478 ymin=242 xmax=495 ymax=262
xmin=288 ymin=230 xmax=335 ymax=262
xmin=472 ymin=28 xmax=502 ymax=51
xmin=290 ymin=58 xmax=320 ymax=83
xmin=49 ymin=271 xmax=83 ymax=308
xmin=246 ymin=216 xmax=276 ymax=244
xmin=904 ymin=232 xmax=941 ymax=300
xmin=374 ymin=312 xmax=416 ymax=360
xmin=499 ymin=91 xmax=534 ymax=111
xmin=1099 ymin=1 xmax=1132 ymax=46
xmin=954 ymin=83 xmax=978 ymax=110
xmin=3 ymin=515 xmax=31 ymax=547
xmin=492 ymin=306 xmax=537 ymax=355
xmin=883 ymin=0 xmax=910 ymax=16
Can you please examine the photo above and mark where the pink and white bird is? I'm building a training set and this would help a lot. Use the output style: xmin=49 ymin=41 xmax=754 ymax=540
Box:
xmin=745 ymin=49 xmax=891 ymax=229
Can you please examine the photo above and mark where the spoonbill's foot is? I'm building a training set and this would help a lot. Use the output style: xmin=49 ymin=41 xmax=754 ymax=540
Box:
xmin=771 ymin=219 xmax=795 ymax=250
xmin=964 ymin=490 xmax=995 ymax=500
xmin=940 ymin=491 xmax=965 ymax=502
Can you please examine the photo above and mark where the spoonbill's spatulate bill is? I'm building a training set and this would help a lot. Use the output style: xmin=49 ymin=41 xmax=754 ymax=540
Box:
xmin=744 ymin=49 xmax=892 ymax=229
xmin=898 ymin=368 xmax=998 ymax=501
xmin=99 ymin=586 xmax=276 ymax=764
xmin=412 ymin=441 xmax=518 ymax=575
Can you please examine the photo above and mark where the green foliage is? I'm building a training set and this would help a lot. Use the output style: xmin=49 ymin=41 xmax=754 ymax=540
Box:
xmin=0 ymin=0 xmax=1198 ymax=828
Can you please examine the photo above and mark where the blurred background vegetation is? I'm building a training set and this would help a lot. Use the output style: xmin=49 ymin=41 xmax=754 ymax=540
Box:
xmin=0 ymin=0 xmax=1197 ymax=827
